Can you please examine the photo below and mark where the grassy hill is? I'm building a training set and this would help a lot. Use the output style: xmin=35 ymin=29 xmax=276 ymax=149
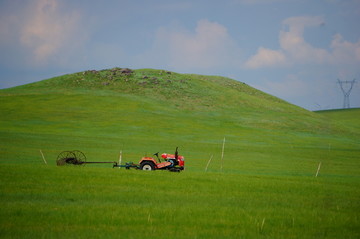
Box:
xmin=0 ymin=68 xmax=359 ymax=238
xmin=316 ymin=108 xmax=360 ymax=132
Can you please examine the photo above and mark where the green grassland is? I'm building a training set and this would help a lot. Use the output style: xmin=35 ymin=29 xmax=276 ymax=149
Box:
xmin=0 ymin=68 xmax=359 ymax=238
xmin=316 ymin=108 xmax=360 ymax=133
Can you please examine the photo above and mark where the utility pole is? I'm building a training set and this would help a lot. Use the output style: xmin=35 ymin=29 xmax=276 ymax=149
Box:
xmin=337 ymin=79 xmax=356 ymax=108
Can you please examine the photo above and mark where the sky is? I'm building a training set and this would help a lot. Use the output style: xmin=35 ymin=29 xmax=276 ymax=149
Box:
xmin=0 ymin=0 xmax=359 ymax=111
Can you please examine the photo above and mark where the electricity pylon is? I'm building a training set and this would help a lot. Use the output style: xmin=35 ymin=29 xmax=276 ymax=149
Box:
xmin=337 ymin=79 xmax=356 ymax=109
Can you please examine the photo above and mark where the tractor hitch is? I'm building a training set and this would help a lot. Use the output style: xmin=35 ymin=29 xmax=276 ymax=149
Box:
xmin=113 ymin=162 xmax=139 ymax=169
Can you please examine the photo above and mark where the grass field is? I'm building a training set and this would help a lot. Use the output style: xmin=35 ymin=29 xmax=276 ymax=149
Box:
xmin=0 ymin=68 xmax=359 ymax=238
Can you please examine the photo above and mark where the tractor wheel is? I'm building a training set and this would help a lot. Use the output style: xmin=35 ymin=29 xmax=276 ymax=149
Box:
xmin=168 ymin=159 xmax=175 ymax=167
xmin=140 ymin=162 xmax=155 ymax=171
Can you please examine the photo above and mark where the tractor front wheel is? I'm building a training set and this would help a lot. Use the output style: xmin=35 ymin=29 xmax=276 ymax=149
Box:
xmin=140 ymin=162 xmax=156 ymax=171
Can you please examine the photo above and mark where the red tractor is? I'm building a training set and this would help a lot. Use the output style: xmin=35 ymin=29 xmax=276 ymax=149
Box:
xmin=114 ymin=147 xmax=185 ymax=172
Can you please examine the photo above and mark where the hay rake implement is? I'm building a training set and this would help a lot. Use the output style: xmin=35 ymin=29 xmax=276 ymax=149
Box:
xmin=56 ymin=148 xmax=185 ymax=172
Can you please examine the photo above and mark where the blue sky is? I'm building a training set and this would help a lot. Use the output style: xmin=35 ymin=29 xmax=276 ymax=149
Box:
xmin=1 ymin=0 xmax=359 ymax=110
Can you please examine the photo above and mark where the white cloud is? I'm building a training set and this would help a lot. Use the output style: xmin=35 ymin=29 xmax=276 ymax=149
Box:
xmin=0 ymin=0 xmax=86 ymax=67
xmin=279 ymin=16 xmax=331 ymax=64
xmin=136 ymin=19 xmax=242 ymax=71
xmin=244 ymin=47 xmax=287 ymax=69
xmin=330 ymin=33 xmax=360 ymax=64
xmin=20 ymin=0 xmax=83 ymax=65
xmin=244 ymin=16 xmax=360 ymax=69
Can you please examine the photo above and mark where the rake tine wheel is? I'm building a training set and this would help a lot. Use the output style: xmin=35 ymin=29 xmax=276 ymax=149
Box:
xmin=72 ymin=150 xmax=87 ymax=165
xmin=56 ymin=151 xmax=76 ymax=166
xmin=56 ymin=150 xmax=87 ymax=166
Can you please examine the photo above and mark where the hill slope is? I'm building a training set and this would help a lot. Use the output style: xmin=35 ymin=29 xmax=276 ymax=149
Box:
xmin=3 ymin=67 xmax=296 ymax=112
xmin=0 ymin=68 xmax=336 ymax=133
